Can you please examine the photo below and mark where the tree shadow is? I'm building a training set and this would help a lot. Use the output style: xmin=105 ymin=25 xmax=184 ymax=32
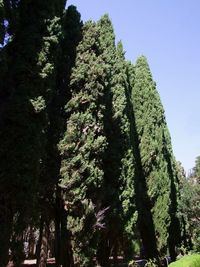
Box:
xmin=125 ymin=69 xmax=158 ymax=260
xmin=0 ymin=3 xmax=83 ymax=267
xmin=39 ymin=5 xmax=83 ymax=267
xmin=162 ymin=134 xmax=181 ymax=261
xmin=97 ymin=68 xmax=132 ymax=265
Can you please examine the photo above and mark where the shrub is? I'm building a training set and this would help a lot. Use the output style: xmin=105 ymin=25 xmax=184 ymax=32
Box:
xmin=168 ymin=254 xmax=200 ymax=267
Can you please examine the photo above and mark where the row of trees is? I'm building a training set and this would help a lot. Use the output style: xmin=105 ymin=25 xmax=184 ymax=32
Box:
xmin=0 ymin=1 xmax=82 ymax=266
xmin=0 ymin=1 xmax=198 ymax=267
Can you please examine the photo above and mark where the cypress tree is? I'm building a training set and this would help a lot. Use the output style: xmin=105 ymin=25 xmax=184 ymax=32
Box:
xmin=35 ymin=4 xmax=66 ymax=266
xmin=129 ymin=55 xmax=181 ymax=259
xmin=95 ymin=15 xmax=137 ymax=265
xmin=161 ymin=129 xmax=182 ymax=260
xmin=127 ymin=59 xmax=158 ymax=260
xmin=0 ymin=3 xmax=185 ymax=265
xmin=46 ymin=5 xmax=82 ymax=267
xmin=95 ymin=15 xmax=118 ymax=266
xmin=0 ymin=0 xmax=67 ymax=265
xmin=112 ymin=44 xmax=137 ymax=261
xmin=59 ymin=20 xmax=108 ymax=267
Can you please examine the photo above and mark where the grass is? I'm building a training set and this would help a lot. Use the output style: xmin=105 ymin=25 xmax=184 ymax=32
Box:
xmin=168 ymin=254 xmax=200 ymax=267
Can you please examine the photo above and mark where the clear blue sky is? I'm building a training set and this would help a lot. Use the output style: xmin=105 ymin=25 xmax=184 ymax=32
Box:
xmin=67 ymin=0 xmax=200 ymax=173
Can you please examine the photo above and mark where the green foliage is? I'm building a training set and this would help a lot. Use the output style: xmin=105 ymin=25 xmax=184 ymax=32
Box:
xmin=128 ymin=259 xmax=140 ymax=267
xmin=95 ymin=16 xmax=137 ymax=262
xmin=0 ymin=4 xmax=189 ymax=266
xmin=175 ymin=161 xmax=192 ymax=250
xmin=168 ymin=254 xmax=200 ymax=267
xmin=191 ymin=156 xmax=200 ymax=182
xmin=145 ymin=258 xmax=158 ymax=267
xmin=179 ymin=168 xmax=200 ymax=251
xmin=130 ymin=55 xmax=181 ymax=258
xmin=0 ymin=0 xmax=67 ymax=265
xmin=59 ymin=20 xmax=108 ymax=266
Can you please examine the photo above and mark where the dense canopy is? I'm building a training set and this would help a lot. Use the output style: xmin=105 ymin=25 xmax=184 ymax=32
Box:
xmin=0 ymin=1 xmax=199 ymax=267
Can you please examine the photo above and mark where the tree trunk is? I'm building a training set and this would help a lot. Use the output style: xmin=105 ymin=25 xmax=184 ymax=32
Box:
xmin=29 ymin=226 xmax=36 ymax=258
xmin=37 ymin=217 xmax=49 ymax=267
xmin=60 ymin=204 xmax=74 ymax=267
xmin=0 ymin=206 xmax=12 ymax=267
xmin=55 ymin=187 xmax=74 ymax=267
xmin=55 ymin=186 xmax=62 ymax=267
xmin=96 ymin=234 xmax=111 ymax=267
xmin=0 ymin=220 xmax=12 ymax=267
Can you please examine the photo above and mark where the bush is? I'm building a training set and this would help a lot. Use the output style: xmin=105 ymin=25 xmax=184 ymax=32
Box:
xmin=168 ymin=254 xmax=200 ymax=267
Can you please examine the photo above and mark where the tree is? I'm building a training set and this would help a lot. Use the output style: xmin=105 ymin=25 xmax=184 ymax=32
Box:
xmin=175 ymin=161 xmax=192 ymax=250
xmin=48 ymin=5 xmax=82 ymax=267
xmin=0 ymin=5 xmax=188 ymax=266
xmin=179 ymin=157 xmax=200 ymax=252
xmin=0 ymin=0 xmax=67 ymax=265
xmin=129 ymin=56 xmax=181 ymax=259
xmin=59 ymin=20 xmax=108 ymax=267
xmin=95 ymin=15 xmax=137 ymax=266
xmin=191 ymin=156 xmax=200 ymax=182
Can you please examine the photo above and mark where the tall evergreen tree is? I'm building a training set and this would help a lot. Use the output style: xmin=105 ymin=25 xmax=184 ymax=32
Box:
xmin=0 ymin=1 xmax=67 ymax=265
xmin=127 ymin=60 xmax=158 ymax=260
xmin=59 ymin=20 xmax=108 ymax=267
xmin=112 ymin=45 xmax=137 ymax=261
xmin=129 ymin=55 xmax=181 ymax=259
xmin=95 ymin=15 xmax=137 ymax=265
xmin=95 ymin=15 xmax=118 ymax=266
xmin=45 ymin=5 xmax=82 ymax=267
xmin=0 ymin=4 xmax=187 ymax=265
